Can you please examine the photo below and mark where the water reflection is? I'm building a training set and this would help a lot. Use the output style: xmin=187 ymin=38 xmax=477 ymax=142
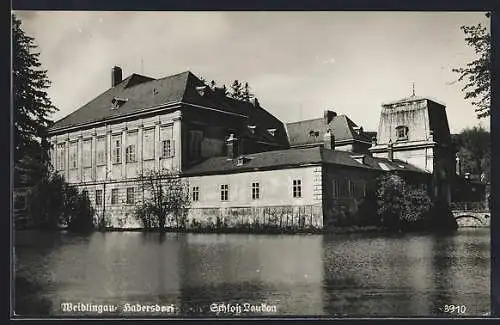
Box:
xmin=14 ymin=229 xmax=490 ymax=317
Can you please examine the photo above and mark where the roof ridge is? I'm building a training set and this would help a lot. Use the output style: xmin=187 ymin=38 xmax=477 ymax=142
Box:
xmin=286 ymin=117 xmax=323 ymax=125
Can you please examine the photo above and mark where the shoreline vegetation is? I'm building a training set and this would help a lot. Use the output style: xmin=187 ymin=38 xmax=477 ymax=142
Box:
xmin=19 ymin=170 xmax=466 ymax=236
xmin=15 ymin=219 xmax=487 ymax=236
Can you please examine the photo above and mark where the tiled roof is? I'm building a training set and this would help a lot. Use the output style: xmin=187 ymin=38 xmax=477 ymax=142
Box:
xmin=182 ymin=147 xmax=428 ymax=176
xmin=49 ymin=72 xmax=190 ymax=131
xmin=286 ymin=115 xmax=372 ymax=147
xmin=48 ymin=71 xmax=289 ymax=147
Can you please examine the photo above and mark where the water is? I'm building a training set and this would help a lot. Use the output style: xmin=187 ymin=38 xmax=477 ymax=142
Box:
xmin=14 ymin=228 xmax=490 ymax=317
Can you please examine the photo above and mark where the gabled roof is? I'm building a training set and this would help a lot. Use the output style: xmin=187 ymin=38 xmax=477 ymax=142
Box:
xmin=286 ymin=114 xmax=372 ymax=147
xmin=182 ymin=147 xmax=428 ymax=176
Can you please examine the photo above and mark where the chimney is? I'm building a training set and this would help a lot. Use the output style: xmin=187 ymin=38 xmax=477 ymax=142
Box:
xmin=214 ymin=87 xmax=226 ymax=98
xmin=324 ymin=110 xmax=337 ymax=125
xmin=226 ymin=133 xmax=239 ymax=159
xmin=353 ymin=126 xmax=363 ymax=135
xmin=251 ymin=97 xmax=260 ymax=108
xmin=387 ymin=141 xmax=394 ymax=161
xmin=323 ymin=129 xmax=335 ymax=150
xmin=111 ymin=66 xmax=122 ymax=87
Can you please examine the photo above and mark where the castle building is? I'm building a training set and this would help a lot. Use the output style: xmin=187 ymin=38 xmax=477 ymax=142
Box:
xmin=368 ymin=95 xmax=455 ymax=203
xmin=46 ymin=67 xmax=442 ymax=229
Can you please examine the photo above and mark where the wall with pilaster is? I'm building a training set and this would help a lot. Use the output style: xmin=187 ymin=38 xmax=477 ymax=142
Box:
xmin=48 ymin=110 xmax=182 ymax=185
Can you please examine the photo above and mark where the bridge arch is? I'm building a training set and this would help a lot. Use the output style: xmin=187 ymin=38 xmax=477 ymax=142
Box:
xmin=454 ymin=215 xmax=485 ymax=223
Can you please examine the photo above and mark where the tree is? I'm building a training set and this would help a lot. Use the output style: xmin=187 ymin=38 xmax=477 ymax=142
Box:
xmin=12 ymin=14 xmax=58 ymax=182
xmin=134 ymin=168 xmax=191 ymax=231
xmin=241 ymin=82 xmax=254 ymax=102
xmin=452 ymin=22 xmax=491 ymax=119
xmin=230 ymin=80 xmax=243 ymax=100
xmin=452 ymin=126 xmax=490 ymax=182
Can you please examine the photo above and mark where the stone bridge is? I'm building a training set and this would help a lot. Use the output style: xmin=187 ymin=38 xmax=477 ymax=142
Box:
xmin=451 ymin=201 xmax=490 ymax=227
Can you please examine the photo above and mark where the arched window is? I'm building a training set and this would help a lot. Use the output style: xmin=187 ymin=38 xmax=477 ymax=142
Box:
xmin=396 ymin=125 xmax=409 ymax=141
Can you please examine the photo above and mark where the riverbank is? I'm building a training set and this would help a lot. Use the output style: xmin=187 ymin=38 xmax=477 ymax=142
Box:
xmin=18 ymin=225 xmax=390 ymax=235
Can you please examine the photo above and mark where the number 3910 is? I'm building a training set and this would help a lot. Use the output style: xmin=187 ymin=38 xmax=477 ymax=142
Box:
xmin=443 ymin=305 xmax=467 ymax=314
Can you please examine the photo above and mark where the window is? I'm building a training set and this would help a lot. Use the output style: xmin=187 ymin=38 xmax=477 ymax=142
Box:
xmin=82 ymin=139 xmax=92 ymax=168
xmin=112 ymin=136 xmax=121 ymax=164
xmin=126 ymin=188 xmax=134 ymax=204
xmin=126 ymin=144 xmax=136 ymax=163
xmin=349 ymin=180 xmax=356 ymax=197
xmin=96 ymin=136 xmax=106 ymax=166
xmin=82 ymin=189 xmax=88 ymax=198
xmin=338 ymin=179 xmax=349 ymax=197
xmin=293 ymin=179 xmax=302 ymax=198
xmin=95 ymin=189 xmax=103 ymax=206
xmin=192 ymin=186 xmax=199 ymax=202
xmin=111 ymin=189 xmax=119 ymax=205
xmin=161 ymin=139 xmax=173 ymax=158
xmin=143 ymin=128 xmax=155 ymax=160
xmin=220 ymin=184 xmax=229 ymax=201
xmin=252 ymin=182 xmax=260 ymax=200
xmin=126 ymin=131 xmax=138 ymax=163
xmin=396 ymin=125 xmax=409 ymax=141
xmin=189 ymin=130 xmax=203 ymax=159
xmin=333 ymin=179 xmax=339 ymax=198
xmin=69 ymin=142 xmax=78 ymax=169
xmin=56 ymin=143 xmax=66 ymax=171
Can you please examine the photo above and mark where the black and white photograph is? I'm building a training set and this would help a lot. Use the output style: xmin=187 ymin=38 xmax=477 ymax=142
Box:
xmin=12 ymin=11 xmax=491 ymax=318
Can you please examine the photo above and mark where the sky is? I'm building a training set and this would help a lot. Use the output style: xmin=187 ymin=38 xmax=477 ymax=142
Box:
xmin=14 ymin=11 xmax=490 ymax=134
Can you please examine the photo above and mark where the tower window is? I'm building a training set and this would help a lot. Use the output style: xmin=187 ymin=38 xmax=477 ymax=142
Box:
xmin=396 ymin=125 xmax=409 ymax=141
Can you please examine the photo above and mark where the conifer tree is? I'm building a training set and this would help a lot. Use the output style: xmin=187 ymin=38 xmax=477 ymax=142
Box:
xmin=230 ymin=80 xmax=243 ymax=100
xmin=241 ymin=82 xmax=254 ymax=102
xmin=12 ymin=14 xmax=58 ymax=167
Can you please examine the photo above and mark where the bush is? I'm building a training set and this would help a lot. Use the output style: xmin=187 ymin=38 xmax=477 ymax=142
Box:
xmin=66 ymin=190 xmax=95 ymax=233
xmin=29 ymin=171 xmax=95 ymax=232
xmin=376 ymin=174 xmax=432 ymax=231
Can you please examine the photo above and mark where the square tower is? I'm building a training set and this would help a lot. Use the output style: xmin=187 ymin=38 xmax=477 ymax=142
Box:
xmin=369 ymin=95 xmax=455 ymax=203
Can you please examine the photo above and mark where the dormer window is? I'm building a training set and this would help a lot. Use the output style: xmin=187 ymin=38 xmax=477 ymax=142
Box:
xmin=309 ymin=130 xmax=320 ymax=137
xmin=196 ymin=85 xmax=208 ymax=96
xmin=248 ymin=125 xmax=256 ymax=134
xmin=267 ymin=128 xmax=276 ymax=137
xmin=236 ymin=155 xmax=252 ymax=166
xmin=396 ymin=125 xmax=409 ymax=141
xmin=111 ymin=97 xmax=128 ymax=109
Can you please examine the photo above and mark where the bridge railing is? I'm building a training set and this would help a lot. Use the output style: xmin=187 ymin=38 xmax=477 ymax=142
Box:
xmin=451 ymin=201 xmax=488 ymax=212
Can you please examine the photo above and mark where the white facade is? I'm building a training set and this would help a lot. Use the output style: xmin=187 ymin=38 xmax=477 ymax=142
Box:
xmin=49 ymin=110 xmax=182 ymax=185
